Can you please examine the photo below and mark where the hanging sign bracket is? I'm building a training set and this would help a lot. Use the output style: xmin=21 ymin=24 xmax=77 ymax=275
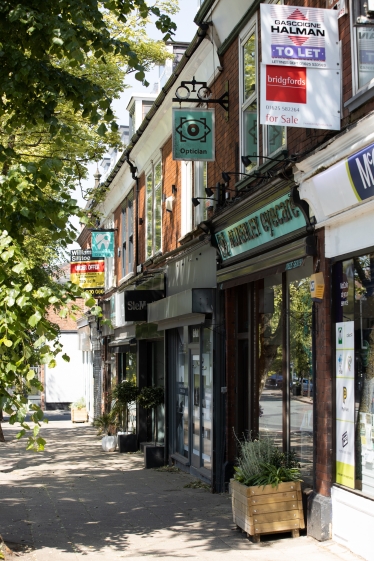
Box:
xmin=172 ymin=76 xmax=229 ymax=112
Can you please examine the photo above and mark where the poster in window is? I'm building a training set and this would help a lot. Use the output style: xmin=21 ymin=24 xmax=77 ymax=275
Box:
xmin=335 ymin=321 xmax=355 ymax=489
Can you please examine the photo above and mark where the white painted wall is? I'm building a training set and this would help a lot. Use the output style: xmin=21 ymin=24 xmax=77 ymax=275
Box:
xmin=332 ymin=486 xmax=374 ymax=561
xmin=45 ymin=333 xmax=84 ymax=404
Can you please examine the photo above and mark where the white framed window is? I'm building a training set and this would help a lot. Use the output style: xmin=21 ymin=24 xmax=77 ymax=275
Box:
xmin=181 ymin=161 xmax=193 ymax=237
xmin=121 ymin=190 xmax=134 ymax=278
xmin=263 ymin=124 xmax=286 ymax=157
xmin=240 ymin=19 xmax=258 ymax=173
xmin=193 ymin=161 xmax=208 ymax=227
xmin=146 ymin=160 xmax=162 ymax=259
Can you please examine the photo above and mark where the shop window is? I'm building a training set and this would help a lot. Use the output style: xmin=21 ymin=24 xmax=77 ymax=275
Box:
xmin=334 ymin=253 xmax=374 ymax=498
xmin=240 ymin=23 xmax=258 ymax=172
xmin=146 ymin=161 xmax=162 ymax=259
xmin=121 ymin=191 xmax=134 ymax=279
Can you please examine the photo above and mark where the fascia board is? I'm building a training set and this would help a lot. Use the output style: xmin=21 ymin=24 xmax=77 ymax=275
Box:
xmin=294 ymin=111 xmax=374 ymax=184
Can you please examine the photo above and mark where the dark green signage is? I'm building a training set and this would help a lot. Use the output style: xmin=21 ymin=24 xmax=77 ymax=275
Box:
xmin=172 ymin=108 xmax=215 ymax=161
xmin=215 ymin=193 xmax=306 ymax=261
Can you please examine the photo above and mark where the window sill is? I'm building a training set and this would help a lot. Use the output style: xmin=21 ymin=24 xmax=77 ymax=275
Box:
xmin=118 ymin=272 xmax=135 ymax=286
xmin=171 ymin=453 xmax=190 ymax=466
xmin=344 ymin=82 xmax=374 ymax=112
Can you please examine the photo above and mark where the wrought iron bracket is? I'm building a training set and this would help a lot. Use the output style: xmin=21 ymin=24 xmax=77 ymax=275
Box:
xmin=172 ymin=76 xmax=229 ymax=112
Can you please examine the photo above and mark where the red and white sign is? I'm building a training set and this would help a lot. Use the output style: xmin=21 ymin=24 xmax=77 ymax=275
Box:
xmin=260 ymin=3 xmax=339 ymax=69
xmin=266 ymin=66 xmax=307 ymax=104
xmin=260 ymin=64 xmax=341 ymax=130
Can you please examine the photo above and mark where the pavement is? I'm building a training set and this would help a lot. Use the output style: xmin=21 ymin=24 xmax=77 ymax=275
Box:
xmin=0 ymin=416 xmax=365 ymax=561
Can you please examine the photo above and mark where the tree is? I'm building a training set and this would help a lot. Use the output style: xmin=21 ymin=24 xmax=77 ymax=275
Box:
xmin=0 ymin=0 xmax=176 ymax=449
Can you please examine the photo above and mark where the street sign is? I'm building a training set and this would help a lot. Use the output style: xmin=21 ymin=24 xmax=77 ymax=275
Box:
xmin=91 ymin=231 xmax=114 ymax=258
xmin=172 ymin=108 xmax=215 ymax=161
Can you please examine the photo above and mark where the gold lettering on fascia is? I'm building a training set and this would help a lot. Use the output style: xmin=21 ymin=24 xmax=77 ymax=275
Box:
xmin=227 ymin=198 xmax=296 ymax=244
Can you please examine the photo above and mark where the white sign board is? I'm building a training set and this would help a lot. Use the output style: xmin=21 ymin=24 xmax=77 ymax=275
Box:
xmin=335 ymin=321 xmax=355 ymax=489
xmin=260 ymin=65 xmax=341 ymax=130
xmin=260 ymin=3 xmax=340 ymax=69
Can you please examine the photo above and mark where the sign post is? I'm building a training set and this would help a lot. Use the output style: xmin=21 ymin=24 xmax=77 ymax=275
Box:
xmin=172 ymin=108 xmax=215 ymax=161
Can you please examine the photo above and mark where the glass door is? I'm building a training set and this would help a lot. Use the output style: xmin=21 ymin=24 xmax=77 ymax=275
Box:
xmin=191 ymin=343 xmax=201 ymax=468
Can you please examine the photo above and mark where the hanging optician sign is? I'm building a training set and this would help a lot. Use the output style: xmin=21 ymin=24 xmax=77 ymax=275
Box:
xmin=91 ymin=230 xmax=114 ymax=258
xmin=70 ymin=249 xmax=104 ymax=297
xmin=260 ymin=4 xmax=340 ymax=130
xmin=172 ymin=108 xmax=215 ymax=161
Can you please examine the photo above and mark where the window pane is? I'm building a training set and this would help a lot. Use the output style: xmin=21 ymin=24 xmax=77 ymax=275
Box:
xmin=194 ymin=161 xmax=208 ymax=225
xmin=357 ymin=27 xmax=374 ymax=89
xmin=146 ymin=173 xmax=153 ymax=258
xmin=243 ymin=31 xmax=256 ymax=102
xmin=128 ymin=194 xmax=133 ymax=273
xmin=267 ymin=125 xmax=286 ymax=156
xmin=243 ymin=102 xmax=257 ymax=171
xmin=258 ymin=275 xmax=283 ymax=448
xmin=154 ymin=162 xmax=162 ymax=253
xmin=122 ymin=206 xmax=127 ymax=277
xmin=176 ymin=328 xmax=189 ymax=458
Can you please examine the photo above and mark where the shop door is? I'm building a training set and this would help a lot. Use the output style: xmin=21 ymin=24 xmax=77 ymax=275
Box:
xmin=190 ymin=344 xmax=201 ymax=468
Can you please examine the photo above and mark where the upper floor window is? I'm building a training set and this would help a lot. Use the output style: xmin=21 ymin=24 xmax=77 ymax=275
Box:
xmin=193 ymin=161 xmax=208 ymax=227
xmin=351 ymin=2 xmax=374 ymax=96
xmin=121 ymin=191 xmax=134 ymax=279
xmin=146 ymin=161 xmax=162 ymax=260
xmin=241 ymin=23 xmax=258 ymax=173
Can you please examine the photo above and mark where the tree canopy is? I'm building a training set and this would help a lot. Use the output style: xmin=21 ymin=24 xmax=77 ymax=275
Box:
xmin=0 ymin=0 xmax=177 ymax=449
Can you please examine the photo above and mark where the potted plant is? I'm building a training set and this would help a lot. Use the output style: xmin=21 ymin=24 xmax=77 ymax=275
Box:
xmin=137 ymin=386 xmax=165 ymax=468
xmin=70 ymin=397 xmax=87 ymax=423
xmin=93 ymin=412 xmax=119 ymax=452
xmin=112 ymin=380 xmax=139 ymax=453
xmin=231 ymin=434 xmax=304 ymax=542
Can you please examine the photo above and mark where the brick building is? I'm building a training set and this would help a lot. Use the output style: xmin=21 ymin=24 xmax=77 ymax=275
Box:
xmin=76 ymin=1 xmax=374 ymax=557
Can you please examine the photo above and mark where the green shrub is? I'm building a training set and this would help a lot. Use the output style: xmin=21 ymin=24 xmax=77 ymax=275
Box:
xmin=234 ymin=433 xmax=301 ymax=488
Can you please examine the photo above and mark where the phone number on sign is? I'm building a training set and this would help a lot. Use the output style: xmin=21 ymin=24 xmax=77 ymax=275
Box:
xmin=265 ymin=106 xmax=300 ymax=112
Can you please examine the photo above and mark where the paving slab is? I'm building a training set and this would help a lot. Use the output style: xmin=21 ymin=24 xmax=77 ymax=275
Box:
xmin=0 ymin=419 xmax=365 ymax=561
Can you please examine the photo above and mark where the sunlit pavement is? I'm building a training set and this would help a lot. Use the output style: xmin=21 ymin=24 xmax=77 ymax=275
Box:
xmin=0 ymin=419 xmax=364 ymax=561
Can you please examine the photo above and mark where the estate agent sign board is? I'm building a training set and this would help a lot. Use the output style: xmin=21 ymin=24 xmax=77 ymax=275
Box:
xmin=215 ymin=193 xmax=306 ymax=262
xmin=260 ymin=4 xmax=340 ymax=130
xmin=172 ymin=108 xmax=215 ymax=161
xmin=70 ymin=249 xmax=105 ymax=297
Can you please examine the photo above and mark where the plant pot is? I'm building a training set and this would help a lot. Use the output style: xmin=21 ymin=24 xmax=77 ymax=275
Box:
xmin=101 ymin=435 xmax=117 ymax=452
xmin=118 ymin=433 xmax=137 ymax=453
xmin=230 ymin=479 xmax=305 ymax=542
xmin=144 ymin=445 xmax=165 ymax=469
xmin=71 ymin=407 xmax=87 ymax=423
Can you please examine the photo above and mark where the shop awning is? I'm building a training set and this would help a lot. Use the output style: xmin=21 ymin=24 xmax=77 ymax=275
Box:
xmin=108 ymin=337 xmax=136 ymax=353
xmin=148 ymin=288 xmax=214 ymax=331
xmin=217 ymin=236 xmax=315 ymax=289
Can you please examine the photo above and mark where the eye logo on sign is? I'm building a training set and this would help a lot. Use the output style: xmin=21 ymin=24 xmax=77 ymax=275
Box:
xmin=172 ymin=108 xmax=215 ymax=162
xmin=176 ymin=117 xmax=211 ymax=143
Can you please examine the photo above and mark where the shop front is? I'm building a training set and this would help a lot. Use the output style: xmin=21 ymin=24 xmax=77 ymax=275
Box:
xmin=213 ymin=184 xmax=317 ymax=490
xmin=298 ymin=134 xmax=374 ymax=559
xmin=147 ymin=242 xmax=225 ymax=488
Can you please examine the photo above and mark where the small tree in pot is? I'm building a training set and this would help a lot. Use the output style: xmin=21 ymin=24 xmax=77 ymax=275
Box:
xmin=93 ymin=412 xmax=119 ymax=452
xmin=112 ymin=380 xmax=139 ymax=453
xmin=137 ymin=386 xmax=164 ymax=468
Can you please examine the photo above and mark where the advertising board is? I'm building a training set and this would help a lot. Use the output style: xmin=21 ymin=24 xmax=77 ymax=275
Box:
xmin=70 ymin=249 xmax=104 ymax=297
xmin=260 ymin=3 xmax=339 ymax=68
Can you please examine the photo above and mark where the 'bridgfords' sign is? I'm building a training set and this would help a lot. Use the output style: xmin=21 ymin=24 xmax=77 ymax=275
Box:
xmin=215 ymin=193 xmax=306 ymax=261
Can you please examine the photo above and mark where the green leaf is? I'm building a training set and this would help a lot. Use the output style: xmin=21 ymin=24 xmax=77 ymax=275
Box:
xmin=27 ymin=369 xmax=35 ymax=380
xmin=28 ymin=311 xmax=42 ymax=327
xmin=48 ymin=359 xmax=57 ymax=368
xmin=62 ymin=353 xmax=70 ymax=362
xmin=12 ymin=262 xmax=26 ymax=274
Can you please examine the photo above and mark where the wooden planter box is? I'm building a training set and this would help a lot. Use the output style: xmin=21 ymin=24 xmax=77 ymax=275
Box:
xmin=71 ymin=407 xmax=87 ymax=423
xmin=231 ymin=479 xmax=305 ymax=542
